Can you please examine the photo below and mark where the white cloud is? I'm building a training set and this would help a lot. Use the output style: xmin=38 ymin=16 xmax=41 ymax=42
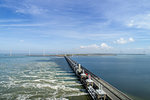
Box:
xmin=100 ymin=43 xmax=112 ymax=49
xmin=16 ymin=5 xmax=48 ymax=15
xmin=127 ymin=20 xmax=134 ymax=27
xmin=114 ymin=37 xmax=135 ymax=44
xmin=80 ymin=43 xmax=112 ymax=49
xmin=80 ymin=44 xmax=99 ymax=49
xmin=127 ymin=14 xmax=150 ymax=29
xmin=115 ymin=38 xmax=127 ymax=44
xmin=129 ymin=37 xmax=134 ymax=42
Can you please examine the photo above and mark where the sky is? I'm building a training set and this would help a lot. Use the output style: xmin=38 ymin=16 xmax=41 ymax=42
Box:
xmin=0 ymin=0 xmax=150 ymax=54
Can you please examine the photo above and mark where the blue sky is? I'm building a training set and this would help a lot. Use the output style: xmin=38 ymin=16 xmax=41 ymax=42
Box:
xmin=0 ymin=0 xmax=150 ymax=54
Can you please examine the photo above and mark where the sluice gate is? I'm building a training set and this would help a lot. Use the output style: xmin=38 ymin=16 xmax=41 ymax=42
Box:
xmin=64 ymin=56 xmax=132 ymax=100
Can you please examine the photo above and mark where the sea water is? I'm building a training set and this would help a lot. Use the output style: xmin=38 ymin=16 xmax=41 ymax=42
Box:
xmin=72 ymin=55 xmax=150 ymax=100
xmin=0 ymin=55 xmax=90 ymax=100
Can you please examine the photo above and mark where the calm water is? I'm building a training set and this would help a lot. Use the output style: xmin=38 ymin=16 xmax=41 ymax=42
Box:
xmin=72 ymin=55 xmax=150 ymax=100
xmin=0 ymin=55 xmax=90 ymax=100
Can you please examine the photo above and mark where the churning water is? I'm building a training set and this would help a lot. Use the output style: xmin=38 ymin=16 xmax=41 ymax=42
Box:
xmin=0 ymin=55 xmax=89 ymax=100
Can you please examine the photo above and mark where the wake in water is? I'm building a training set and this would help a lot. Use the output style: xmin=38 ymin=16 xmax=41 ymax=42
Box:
xmin=0 ymin=56 xmax=87 ymax=100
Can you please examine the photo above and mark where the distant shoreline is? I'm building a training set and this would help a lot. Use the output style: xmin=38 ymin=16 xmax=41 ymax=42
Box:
xmin=27 ymin=53 xmax=146 ymax=57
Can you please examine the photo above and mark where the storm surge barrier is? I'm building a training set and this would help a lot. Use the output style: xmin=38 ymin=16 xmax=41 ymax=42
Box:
xmin=64 ymin=56 xmax=132 ymax=100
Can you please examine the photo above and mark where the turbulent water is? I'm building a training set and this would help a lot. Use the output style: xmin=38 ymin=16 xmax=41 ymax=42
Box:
xmin=72 ymin=55 xmax=150 ymax=100
xmin=0 ymin=55 xmax=89 ymax=100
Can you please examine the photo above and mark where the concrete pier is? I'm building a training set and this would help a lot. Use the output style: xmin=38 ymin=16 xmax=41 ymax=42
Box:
xmin=64 ymin=56 xmax=132 ymax=100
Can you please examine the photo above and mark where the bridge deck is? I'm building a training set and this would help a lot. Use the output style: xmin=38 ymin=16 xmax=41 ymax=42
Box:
xmin=64 ymin=56 xmax=132 ymax=100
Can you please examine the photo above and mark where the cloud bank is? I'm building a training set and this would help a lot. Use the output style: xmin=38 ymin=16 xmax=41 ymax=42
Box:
xmin=114 ymin=37 xmax=135 ymax=44
xmin=80 ymin=43 xmax=112 ymax=49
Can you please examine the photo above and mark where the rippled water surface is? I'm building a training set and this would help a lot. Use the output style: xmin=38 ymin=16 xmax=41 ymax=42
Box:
xmin=72 ymin=55 xmax=150 ymax=100
xmin=0 ymin=55 xmax=90 ymax=100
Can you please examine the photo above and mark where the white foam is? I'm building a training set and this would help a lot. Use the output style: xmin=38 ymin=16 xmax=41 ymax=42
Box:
xmin=64 ymin=93 xmax=88 ymax=97
xmin=20 ymin=75 xmax=38 ymax=78
xmin=16 ymin=94 xmax=32 ymax=100
xmin=1 ymin=93 xmax=13 ymax=99
xmin=56 ymin=77 xmax=78 ymax=80
xmin=56 ymin=73 xmax=75 ymax=75
xmin=21 ymin=83 xmax=81 ymax=92
xmin=0 ymin=58 xmax=88 ymax=99
xmin=34 ymin=79 xmax=56 ymax=83
xmin=62 ymin=81 xmax=81 ymax=84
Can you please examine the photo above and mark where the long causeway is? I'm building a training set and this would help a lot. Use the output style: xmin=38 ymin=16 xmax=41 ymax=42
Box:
xmin=64 ymin=56 xmax=132 ymax=100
